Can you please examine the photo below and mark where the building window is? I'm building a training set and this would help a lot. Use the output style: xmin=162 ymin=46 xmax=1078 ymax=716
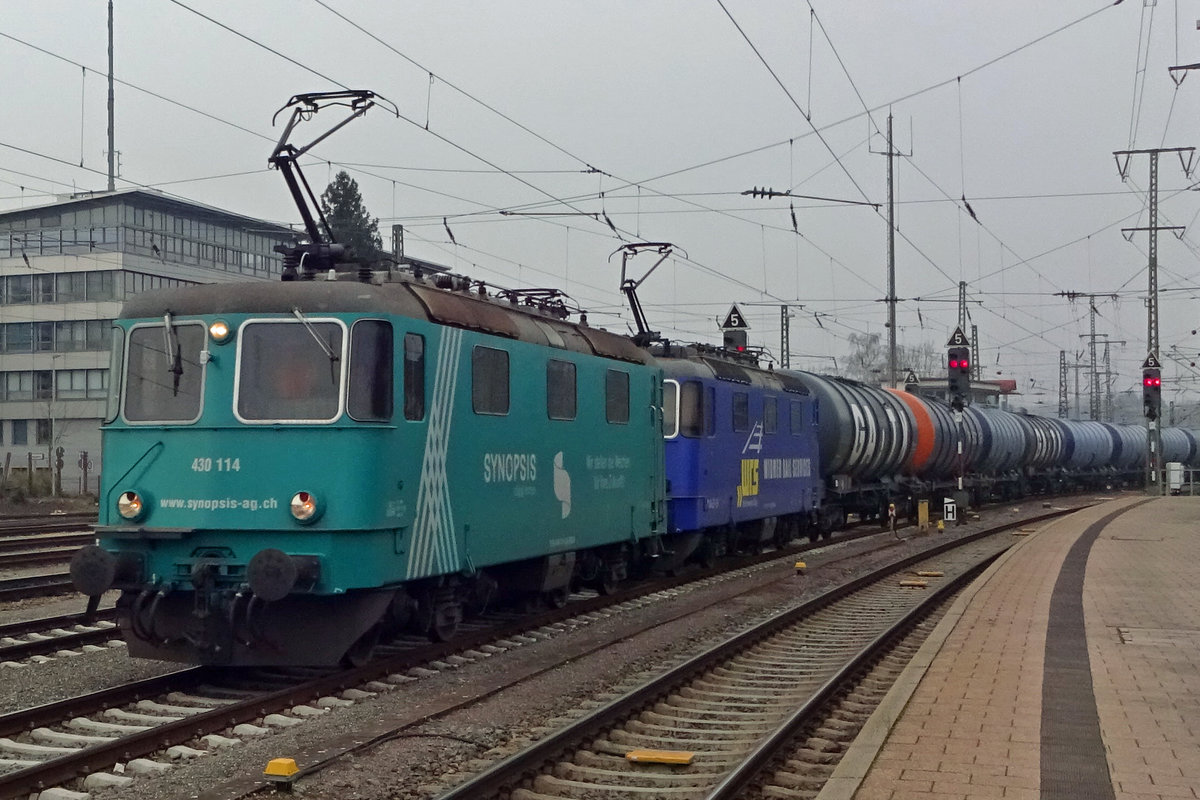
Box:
xmin=605 ymin=369 xmax=630 ymax=424
xmin=34 ymin=371 xmax=52 ymax=400
xmin=56 ymin=272 xmax=86 ymax=301
xmin=7 ymin=275 xmax=30 ymax=305
xmin=35 ymin=419 xmax=50 ymax=446
xmin=57 ymin=370 xmax=86 ymax=399
xmin=86 ymin=272 xmax=115 ymax=301
xmin=547 ymin=359 xmax=577 ymax=420
xmin=11 ymin=420 xmax=27 ymax=446
xmin=472 ymin=346 xmax=509 ymax=416
xmin=4 ymin=323 xmax=31 ymax=353
xmin=6 ymin=372 xmax=32 ymax=401
xmin=34 ymin=322 xmax=53 ymax=352
xmin=35 ymin=274 xmax=54 ymax=303
xmin=87 ymin=368 xmax=108 ymax=399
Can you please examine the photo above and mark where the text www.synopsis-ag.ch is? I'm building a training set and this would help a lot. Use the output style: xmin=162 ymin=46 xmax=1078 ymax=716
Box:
xmin=159 ymin=497 xmax=281 ymax=512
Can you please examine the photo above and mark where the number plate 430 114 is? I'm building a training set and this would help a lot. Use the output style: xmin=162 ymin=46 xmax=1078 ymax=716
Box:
xmin=191 ymin=457 xmax=241 ymax=472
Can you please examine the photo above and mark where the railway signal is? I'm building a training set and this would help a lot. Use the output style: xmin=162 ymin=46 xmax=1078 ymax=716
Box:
xmin=947 ymin=346 xmax=971 ymax=410
xmin=722 ymin=304 xmax=749 ymax=351
xmin=1143 ymin=366 xmax=1162 ymax=420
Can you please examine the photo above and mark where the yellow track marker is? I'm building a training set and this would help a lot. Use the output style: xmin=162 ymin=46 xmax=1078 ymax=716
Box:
xmin=898 ymin=579 xmax=928 ymax=588
xmin=264 ymin=758 xmax=300 ymax=790
xmin=626 ymin=749 xmax=695 ymax=765
xmin=916 ymin=571 xmax=944 ymax=577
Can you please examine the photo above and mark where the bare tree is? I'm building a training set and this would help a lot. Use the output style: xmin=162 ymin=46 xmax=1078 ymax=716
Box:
xmin=844 ymin=333 xmax=885 ymax=382
xmin=898 ymin=340 xmax=940 ymax=377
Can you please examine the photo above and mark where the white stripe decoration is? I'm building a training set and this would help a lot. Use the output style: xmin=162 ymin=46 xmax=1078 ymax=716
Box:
xmin=408 ymin=328 xmax=463 ymax=579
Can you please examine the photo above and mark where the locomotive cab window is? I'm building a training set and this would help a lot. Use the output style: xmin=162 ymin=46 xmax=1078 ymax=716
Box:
xmin=123 ymin=321 xmax=206 ymax=423
xmin=790 ymin=400 xmax=804 ymax=435
xmin=678 ymin=380 xmax=706 ymax=438
xmin=348 ymin=320 xmax=393 ymax=422
xmin=732 ymin=392 xmax=750 ymax=432
xmin=105 ymin=326 xmax=124 ymax=423
xmin=236 ymin=319 xmax=344 ymax=423
xmin=764 ymin=396 xmax=778 ymax=434
xmin=606 ymin=369 xmax=629 ymax=424
xmin=472 ymin=346 xmax=509 ymax=415
xmin=547 ymin=359 xmax=577 ymax=420
xmin=403 ymin=333 xmax=425 ymax=421
xmin=662 ymin=379 xmax=679 ymax=437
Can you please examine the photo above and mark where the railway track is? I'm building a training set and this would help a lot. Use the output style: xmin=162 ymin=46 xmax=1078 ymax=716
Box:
xmin=0 ymin=515 xmax=930 ymax=799
xmin=0 ymin=540 xmax=91 ymax=571
xmin=0 ymin=609 xmax=119 ymax=664
xmin=0 ymin=573 xmax=73 ymax=603
xmin=429 ymin=515 xmax=1042 ymax=800
xmin=0 ymin=516 xmax=95 ymax=589
xmin=0 ymin=503 xmax=1079 ymax=799
xmin=0 ymin=515 xmax=95 ymax=537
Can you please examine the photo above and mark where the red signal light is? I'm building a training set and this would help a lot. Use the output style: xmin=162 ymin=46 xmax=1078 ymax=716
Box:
xmin=949 ymin=359 xmax=959 ymax=368
xmin=948 ymin=358 xmax=969 ymax=369
xmin=961 ymin=359 xmax=969 ymax=369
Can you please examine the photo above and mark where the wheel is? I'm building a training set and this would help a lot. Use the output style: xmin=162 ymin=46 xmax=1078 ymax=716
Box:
xmin=429 ymin=599 xmax=462 ymax=642
xmin=593 ymin=570 xmax=620 ymax=596
xmin=544 ymin=587 xmax=569 ymax=608
xmin=694 ymin=536 xmax=717 ymax=569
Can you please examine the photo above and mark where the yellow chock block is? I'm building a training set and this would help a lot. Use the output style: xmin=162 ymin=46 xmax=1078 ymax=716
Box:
xmin=898 ymin=579 xmax=928 ymax=588
xmin=265 ymin=758 xmax=300 ymax=790
xmin=626 ymin=749 xmax=695 ymax=765
xmin=936 ymin=520 xmax=945 ymax=532
xmin=794 ymin=561 xmax=807 ymax=573
xmin=916 ymin=571 xmax=944 ymax=577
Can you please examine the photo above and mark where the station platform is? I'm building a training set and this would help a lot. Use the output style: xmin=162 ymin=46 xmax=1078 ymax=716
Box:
xmin=818 ymin=494 xmax=1200 ymax=800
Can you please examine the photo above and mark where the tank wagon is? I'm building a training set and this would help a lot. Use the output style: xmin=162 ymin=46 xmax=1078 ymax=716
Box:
xmin=778 ymin=371 xmax=1200 ymax=525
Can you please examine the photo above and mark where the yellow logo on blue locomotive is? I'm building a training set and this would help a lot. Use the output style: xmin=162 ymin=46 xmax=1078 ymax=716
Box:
xmin=737 ymin=458 xmax=759 ymax=507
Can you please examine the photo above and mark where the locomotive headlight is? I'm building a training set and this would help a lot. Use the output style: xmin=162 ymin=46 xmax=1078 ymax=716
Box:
xmin=289 ymin=491 xmax=322 ymax=524
xmin=117 ymin=490 xmax=149 ymax=522
xmin=208 ymin=319 xmax=232 ymax=344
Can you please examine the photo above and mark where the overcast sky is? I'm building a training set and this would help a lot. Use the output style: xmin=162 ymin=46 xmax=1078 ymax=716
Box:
xmin=4 ymin=1 xmax=1200 ymax=413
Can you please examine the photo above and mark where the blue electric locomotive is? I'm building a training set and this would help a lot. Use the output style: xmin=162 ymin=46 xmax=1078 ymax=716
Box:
xmin=655 ymin=343 xmax=823 ymax=556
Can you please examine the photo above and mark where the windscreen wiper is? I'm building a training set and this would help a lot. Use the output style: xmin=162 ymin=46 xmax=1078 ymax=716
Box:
xmin=162 ymin=313 xmax=183 ymax=395
xmin=292 ymin=307 xmax=339 ymax=383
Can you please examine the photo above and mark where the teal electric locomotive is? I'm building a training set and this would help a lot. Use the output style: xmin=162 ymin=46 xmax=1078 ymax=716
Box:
xmin=72 ymin=277 xmax=667 ymax=665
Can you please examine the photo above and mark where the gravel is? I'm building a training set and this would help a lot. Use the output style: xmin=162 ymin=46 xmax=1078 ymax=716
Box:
xmin=2 ymin=496 xmax=1098 ymax=800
